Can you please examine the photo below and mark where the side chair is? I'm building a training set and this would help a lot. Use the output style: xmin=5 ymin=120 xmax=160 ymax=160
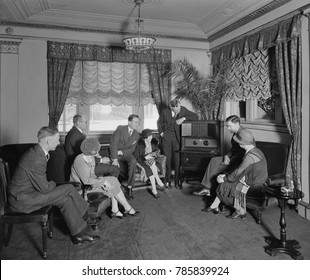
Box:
xmin=0 ymin=158 xmax=53 ymax=259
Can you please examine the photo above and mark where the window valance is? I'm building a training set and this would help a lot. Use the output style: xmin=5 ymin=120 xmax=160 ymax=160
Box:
xmin=67 ymin=61 xmax=152 ymax=106
xmin=211 ymin=14 xmax=301 ymax=65
xmin=47 ymin=41 xmax=171 ymax=64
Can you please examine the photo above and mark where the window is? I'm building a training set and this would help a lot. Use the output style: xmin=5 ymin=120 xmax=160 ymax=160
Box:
xmin=143 ymin=103 xmax=159 ymax=129
xmin=58 ymin=104 xmax=77 ymax=132
xmin=89 ymin=103 xmax=133 ymax=131
xmin=59 ymin=62 xmax=159 ymax=133
xmin=59 ymin=101 xmax=159 ymax=133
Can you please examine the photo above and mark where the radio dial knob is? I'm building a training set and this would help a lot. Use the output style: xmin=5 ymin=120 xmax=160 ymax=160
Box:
xmin=193 ymin=140 xmax=198 ymax=145
xmin=203 ymin=140 xmax=209 ymax=146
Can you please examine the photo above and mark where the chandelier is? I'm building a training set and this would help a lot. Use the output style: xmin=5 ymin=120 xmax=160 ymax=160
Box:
xmin=123 ymin=0 xmax=156 ymax=52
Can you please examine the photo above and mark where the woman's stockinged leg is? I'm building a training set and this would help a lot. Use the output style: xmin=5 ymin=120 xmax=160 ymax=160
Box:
xmin=150 ymin=163 xmax=164 ymax=187
xmin=111 ymin=197 xmax=118 ymax=212
xmin=210 ymin=196 xmax=221 ymax=209
xmin=149 ymin=175 xmax=157 ymax=194
xmin=115 ymin=191 xmax=132 ymax=212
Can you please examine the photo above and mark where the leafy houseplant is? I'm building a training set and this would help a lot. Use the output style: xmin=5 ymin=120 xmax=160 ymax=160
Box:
xmin=167 ymin=58 xmax=230 ymax=120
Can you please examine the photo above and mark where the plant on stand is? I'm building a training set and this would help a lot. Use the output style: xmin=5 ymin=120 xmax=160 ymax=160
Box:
xmin=167 ymin=58 xmax=230 ymax=120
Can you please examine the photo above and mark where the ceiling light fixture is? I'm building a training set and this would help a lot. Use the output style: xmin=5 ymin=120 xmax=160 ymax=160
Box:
xmin=123 ymin=0 xmax=156 ymax=52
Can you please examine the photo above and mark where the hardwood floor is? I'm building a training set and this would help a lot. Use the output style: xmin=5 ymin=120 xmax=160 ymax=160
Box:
xmin=1 ymin=182 xmax=310 ymax=260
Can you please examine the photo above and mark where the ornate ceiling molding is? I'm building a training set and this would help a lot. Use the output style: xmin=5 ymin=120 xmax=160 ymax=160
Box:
xmin=0 ymin=20 xmax=208 ymax=42
xmin=207 ymin=0 xmax=292 ymax=42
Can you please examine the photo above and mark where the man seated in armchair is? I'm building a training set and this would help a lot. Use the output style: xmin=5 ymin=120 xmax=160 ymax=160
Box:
xmin=110 ymin=114 xmax=140 ymax=200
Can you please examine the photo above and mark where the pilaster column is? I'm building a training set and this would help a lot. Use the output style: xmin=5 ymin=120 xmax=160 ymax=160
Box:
xmin=0 ymin=38 xmax=22 ymax=145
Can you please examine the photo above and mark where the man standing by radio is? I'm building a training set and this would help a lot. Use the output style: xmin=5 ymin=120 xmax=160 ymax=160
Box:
xmin=158 ymin=98 xmax=199 ymax=189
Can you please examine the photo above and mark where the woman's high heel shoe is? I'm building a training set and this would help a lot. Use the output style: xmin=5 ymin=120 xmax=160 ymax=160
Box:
xmin=110 ymin=210 xmax=124 ymax=219
xmin=157 ymin=185 xmax=165 ymax=192
xmin=226 ymin=211 xmax=247 ymax=219
xmin=201 ymin=207 xmax=219 ymax=214
xmin=124 ymin=207 xmax=140 ymax=217
xmin=152 ymin=192 xmax=160 ymax=199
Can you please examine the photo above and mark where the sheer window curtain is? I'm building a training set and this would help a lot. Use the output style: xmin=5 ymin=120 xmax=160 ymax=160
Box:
xmin=67 ymin=61 xmax=153 ymax=106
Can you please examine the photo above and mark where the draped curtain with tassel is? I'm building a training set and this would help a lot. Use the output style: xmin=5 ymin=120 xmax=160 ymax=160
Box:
xmin=275 ymin=15 xmax=302 ymax=189
xmin=147 ymin=63 xmax=171 ymax=113
xmin=47 ymin=58 xmax=76 ymax=127
xmin=47 ymin=42 xmax=171 ymax=125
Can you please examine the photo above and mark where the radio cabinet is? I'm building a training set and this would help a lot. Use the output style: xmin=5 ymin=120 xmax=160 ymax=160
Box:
xmin=179 ymin=121 xmax=223 ymax=186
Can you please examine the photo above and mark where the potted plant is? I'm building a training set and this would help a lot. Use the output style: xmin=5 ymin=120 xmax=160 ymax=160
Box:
xmin=167 ymin=58 xmax=230 ymax=120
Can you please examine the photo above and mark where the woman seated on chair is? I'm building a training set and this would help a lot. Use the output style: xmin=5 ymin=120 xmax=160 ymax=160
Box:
xmin=70 ymin=138 xmax=138 ymax=219
xmin=134 ymin=129 xmax=165 ymax=199
xmin=203 ymin=129 xmax=268 ymax=219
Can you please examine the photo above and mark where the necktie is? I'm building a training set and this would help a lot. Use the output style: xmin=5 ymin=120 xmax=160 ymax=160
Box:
xmin=46 ymin=153 xmax=50 ymax=161
xmin=129 ymin=130 xmax=132 ymax=137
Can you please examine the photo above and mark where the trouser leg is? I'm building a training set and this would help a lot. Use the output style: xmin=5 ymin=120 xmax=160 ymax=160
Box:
xmin=120 ymin=154 xmax=137 ymax=187
xmin=201 ymin=156 xmax=227 ymax=190
xmin=95 ymin=163 xmax=120 ymax=178
xmin=172 ymin=137 xmax=180 ymax=184
xmin=45 ymin=184 xmax=88 ymax=236
xmin=162 ymin=136 xmax=172 ymax=183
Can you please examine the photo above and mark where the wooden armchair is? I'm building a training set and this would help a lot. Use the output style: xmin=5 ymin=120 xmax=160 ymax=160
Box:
xmin=0 ymin=158 xmax=53 ymax=259
xmin=246 ymin=141 xmax=290 ymax=224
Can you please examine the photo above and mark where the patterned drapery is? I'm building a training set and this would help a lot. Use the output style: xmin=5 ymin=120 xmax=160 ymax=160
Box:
xmin=47 ymin=41 xmax=171 ymax=64
xmin=147 ymin=63 xmax=171 ymax=113
xmin=47 ymin=58 xmax=76 ymax=127
xmin=211 ymin=14 xmax=300 ymax=65
xmin=67 ymin=61 xmax=152 ymax=106
xmin=223 ymin=50 xmax=272 ymax=101
xmin=275 ymin=15 xmax=302 ymax=190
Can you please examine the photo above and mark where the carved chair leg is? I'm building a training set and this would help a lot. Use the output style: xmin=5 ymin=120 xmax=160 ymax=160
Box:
xmin=42 ymin=221 xmax=48 ymax=259
xmin=256 ymin=210 xmax=262 ymax=224
xmin=5 ymin=224 xmax=13 ymax=246
xmin=0 ymin=221 xmax=4 ymax=252
xmin=48 ymin=212 xmax=54 ymax=239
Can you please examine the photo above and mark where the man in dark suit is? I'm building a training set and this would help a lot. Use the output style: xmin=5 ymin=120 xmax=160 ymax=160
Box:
xmin=158 ymin=98 xmax=199 ymax=189
xmin=65 ymin=114 xmax=119 ymax=178
xmin=8 ymin=126 xmax=100 ymax=245
xmin=110 ymin=114 xmax=140 ymax=200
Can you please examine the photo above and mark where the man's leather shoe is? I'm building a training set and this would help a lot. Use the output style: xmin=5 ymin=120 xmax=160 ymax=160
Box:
xmin=226 ymin=211 xmax=247 ymax=219
xmin=193 ymin=189 xmax=211 ymax=196
xmin=123 ymin=185 xmax=134 ymax=200
xmin=86 ymin=216 xmax=101 ymax=226
xmin=72 ymin=233 xmax=100 ymax=245
xmin=201 ymin=207 xmax=219 ymax=214
xmin=175 ymin=184 xmax=182 ymax=189
xmin=219 ymin=203 xmax=227 ymax=213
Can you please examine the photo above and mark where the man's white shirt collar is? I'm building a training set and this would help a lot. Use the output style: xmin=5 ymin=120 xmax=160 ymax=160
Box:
xmin=76 ymin=126 xmax=83 ymax=133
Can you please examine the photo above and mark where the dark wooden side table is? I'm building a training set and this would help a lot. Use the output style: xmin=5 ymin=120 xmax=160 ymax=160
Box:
xmin=265 ymin=187 xmax=304 ymax=260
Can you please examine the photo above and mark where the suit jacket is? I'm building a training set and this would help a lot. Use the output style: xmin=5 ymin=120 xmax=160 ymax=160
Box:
xmin=8 ymin=144 xmax=57 ymax=213
xmin=227 ymin=126 xmax=247 ymax=168
xmin=158 ymin=106 xmax=199 ymax=143
xmin=110 ymin=125 xmax=140 ymax=160
xmin=64 ymin=126 xmax=86 ymax=163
